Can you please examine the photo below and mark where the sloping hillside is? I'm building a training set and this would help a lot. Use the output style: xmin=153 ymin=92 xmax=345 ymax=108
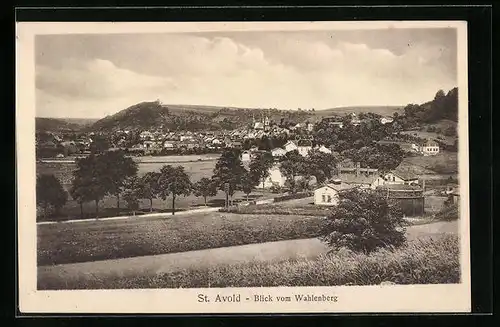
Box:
xmin=88 ymin=101 xmax=313 ymax=132
xmin=36 ymin=117 xmax=98 ymax=133
xmin=316 ymin=105 xmax=404 ymax=117
xmin=36 ymin=118 xmax=83 ymax=132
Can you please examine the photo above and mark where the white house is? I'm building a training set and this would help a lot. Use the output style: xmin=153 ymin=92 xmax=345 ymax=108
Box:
xmin=330 ymin=121 xmax=344 ymax=128
xmin=351 ymin=118 xmax=362 ymax=126
xmin=271 ymin=147 xmax=287 ymax=159
xmin=284 ymin=140 xmax=298 ymax=153
xmin=297 ymin=140 xmax=313 ymax=157
xmin=140 ymin=131 xmax=154 ymax=140
xmin=258 ymin=164 xmax=287 ymax=188
xmin=254 ymin=122 xmax=264 ymax=130
xmin=420 ymin=141 xmax=440 ymax=156
xmin=180 ymin=135 xmax=194 ymax=142
xmin=317 ymin=145 xmax=332 ymax=154
xmin=212 ymin=138 xmax=222 ymax=145
xmin=381 ymin=170 xmax=419 ymax=186
xmin=241 ymin=150 xmax=251 ymax=162
xmin=163 ymin=141 xmax=176 ymax=149
xmin=314 ymin=179 xmax=355 ymax=206
xmin=307 ymin=122 xmax=314 ymax=132
xmin=380 ymin=117 xmax=394 ymax=124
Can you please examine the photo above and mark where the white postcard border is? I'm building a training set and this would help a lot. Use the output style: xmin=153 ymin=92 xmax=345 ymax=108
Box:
xmin=16 ymin=20 xmax=471 ymax=314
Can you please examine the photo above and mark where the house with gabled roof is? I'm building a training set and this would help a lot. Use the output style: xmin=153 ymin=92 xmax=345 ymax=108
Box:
xmin=382 ymin=169 xmax=419 ymax=186
xmin=284 ymin=140 xmax=298 ymax=153
xmin=314 ymin=179 xmax=356 ymax=206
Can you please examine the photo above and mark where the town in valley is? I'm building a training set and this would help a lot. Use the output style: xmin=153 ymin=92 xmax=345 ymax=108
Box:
xmin=34 ymin=28 xmax=462 ymax=290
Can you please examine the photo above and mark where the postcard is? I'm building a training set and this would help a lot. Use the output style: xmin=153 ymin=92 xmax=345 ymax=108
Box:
xmin=16 ymin=20 xmax=470 ymax=313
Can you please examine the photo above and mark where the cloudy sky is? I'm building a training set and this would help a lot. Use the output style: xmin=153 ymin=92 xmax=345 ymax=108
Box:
xmin=35 ymin=28 xmax=457 ymax=118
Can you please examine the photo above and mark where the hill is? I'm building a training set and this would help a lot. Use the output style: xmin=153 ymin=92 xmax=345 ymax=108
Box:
xmin=35 ymin=117 xmax=96 ymax=132
xmin=88 ymin=101 xmax=314 ymax=132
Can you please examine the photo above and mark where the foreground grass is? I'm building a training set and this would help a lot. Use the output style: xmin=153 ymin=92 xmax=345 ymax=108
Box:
xmin=38 ymin=212 xmax=326 ymax=266
xmin=38 ymin=234 xmax=459 ymax=289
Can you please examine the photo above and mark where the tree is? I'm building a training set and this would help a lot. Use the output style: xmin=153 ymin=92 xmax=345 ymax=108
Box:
xmin=249 ymin=151 xmax=274 ymax=189
xmin=138 ymin=171 xmax=160 ymax=212
xmin=240 ymin=170 xmax=257 ymax=202
xmin=279 ymin=150 xmax=307 ymax=193
xmin=122 ymin=176 xmax=141 ymax=216
xmin=212 ymin=149 xmax=246 ymax=205
xmin=321 ymin=188 xmax=406 ymax=253
xmin=193 ymin=177 xmax=217 ymax=206
xmin=306 ymin=149 xmax=338 ymax=184
xmin=69 ymin=175 xmax=93 ymax=218
xmin=156 ymin=165 xmax=192 ymax=215
xmin=90 ymin=134 xmax=110 ymax=154
xmin=72 ymin=154 xmax=108 ymax=217
xmin=36 ymin=174 xmax=68 ymax=219
xmin=98 ymin=150 xmax=138 ymax=210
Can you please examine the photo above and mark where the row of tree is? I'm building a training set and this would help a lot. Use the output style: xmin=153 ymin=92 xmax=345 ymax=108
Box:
xmin=36 ymin=149 xmax=278 ymax=219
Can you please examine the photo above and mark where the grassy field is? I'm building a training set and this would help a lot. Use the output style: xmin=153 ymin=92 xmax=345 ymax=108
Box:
xmin=228 ymin=196 xmax=331 ymax=217
xmin=400 ymin=151 xmax=458 ymax=175
xmin=38 ymin=234 xmax=459 ymax=289
xmin=37 ymin=212 xmax=327 ymax=266
xmin=401 ymin=127 xmax=457 ymax=146
xmin=36 ymin=156 xmax=274 ymax=221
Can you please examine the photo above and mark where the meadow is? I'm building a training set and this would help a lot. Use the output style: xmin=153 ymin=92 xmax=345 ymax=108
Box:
xmin=226 ymin=196 xmax=331 ymax=217
xmin=400 ymin=151 xmax=458 ymax=175
xmin=37 ymin=212 xmax=327 ymax=266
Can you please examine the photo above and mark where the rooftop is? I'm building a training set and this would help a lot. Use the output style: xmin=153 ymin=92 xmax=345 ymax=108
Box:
xmin=335 ymin=174 xmax=377 ymax=185
xmin=376 ymin=184 xmax=422 ymax=191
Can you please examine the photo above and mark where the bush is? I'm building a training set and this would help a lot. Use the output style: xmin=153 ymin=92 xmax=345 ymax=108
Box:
xmin=444 ymin=126 xmax=456 ymax=137
xmin=434 ymin=203 xmax=459 ymax=221
xmin=321 ymin=188 xmax=406 ymax=253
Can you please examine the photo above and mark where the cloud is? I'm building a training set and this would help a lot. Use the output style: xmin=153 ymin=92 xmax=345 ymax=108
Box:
xmin=35 ymin=32 xmax=457 ymax=118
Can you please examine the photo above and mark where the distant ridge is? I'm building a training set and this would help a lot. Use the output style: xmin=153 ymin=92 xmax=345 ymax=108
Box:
xmin=316 ymin=105 xmax=404 ymax=117
xmin=38 ymin=102 xmax=406 ymax=133
xmin=35 ymin=117 xmax=98 ymax=132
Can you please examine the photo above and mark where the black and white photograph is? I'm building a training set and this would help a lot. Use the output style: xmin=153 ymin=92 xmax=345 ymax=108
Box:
xmin=17 ymin=21 xmax=470 ymax=313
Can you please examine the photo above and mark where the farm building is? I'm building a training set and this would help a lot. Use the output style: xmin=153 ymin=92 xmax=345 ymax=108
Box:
xmin=314 ymin=179 xmax=355 ymax=206
xmin=376 ymin=184 xmax=425 ymax=217
xmin=381 ymin=170 xmax=419 ymax=186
